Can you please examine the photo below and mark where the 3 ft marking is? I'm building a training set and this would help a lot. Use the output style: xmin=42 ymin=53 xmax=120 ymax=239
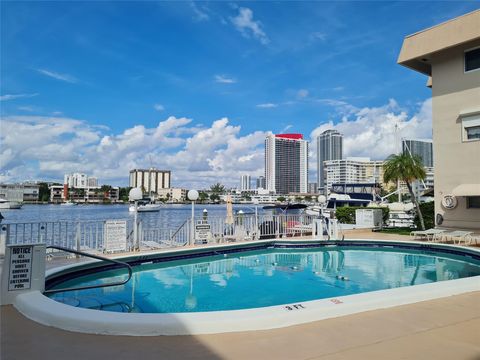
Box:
xmin=285 ymin=304 xmax=305 ymax=311
xmin=330 ymin=298 xmax=343 ymax=304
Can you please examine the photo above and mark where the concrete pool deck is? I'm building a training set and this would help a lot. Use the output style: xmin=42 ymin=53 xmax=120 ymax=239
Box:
xmin=2 ymin=230 xmax=480 ymax=359
xmin=2 ymin=291 xmax=480 ymax=360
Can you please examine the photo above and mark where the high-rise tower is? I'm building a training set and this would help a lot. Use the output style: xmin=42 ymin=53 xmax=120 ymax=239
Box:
xmin=265 ymin=134 xmax=308 ymax=194
xmin=316 ymin=130 xmax=343 ymax=193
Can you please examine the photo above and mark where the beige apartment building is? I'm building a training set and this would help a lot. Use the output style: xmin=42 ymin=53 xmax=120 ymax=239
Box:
xmin=324 ymin=157 xmax=386 ymax=191
xmin=398 ymin=10 xmax=480 ymax=229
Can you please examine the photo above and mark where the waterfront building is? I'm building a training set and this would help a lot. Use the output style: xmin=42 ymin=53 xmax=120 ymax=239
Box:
xmin=265 ymin=134 xmax=308 ymax=194
xmin=64 ymin=173 xmax=97 ymax=189
xmin=398 ymin=9 xmax=480 ymax=229
xmin=308 ymin=182 xmax=318 ymax=194
xmin=129 ymin=168 xmax=171 ymax=195
xmin=49 ymin=185 xmax=64 ymax=203
xmin=87 ymin=177 xmax=98 ymax=188
xmin=240 ymin=175 xmax=251 ymax=191
xmin=402 ymin=139 xmax=433 ymax=168
xmin=157 ymin=188 xmax=188 ymax=203
xmin=317 ymin=130 xmax=343 ymax=194
xmin=49 ymin=185 xmax=120 ymax=203
xmin=256 ymin=176 xmax=266 ymax=189
xmin=0 ymin=184 xmax=39 ymax=202
xmin=324 ymin=157 xmax=385 ymax=193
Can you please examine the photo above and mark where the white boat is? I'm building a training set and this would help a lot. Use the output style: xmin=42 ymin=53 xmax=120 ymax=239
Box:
xmin=0 ymin=198 xmax=23 ymax=209
xmin=60 ymin=201 xmax=77 ymax=206
xmin=385 ymin=202 xmax=415 ymax=228
xmin=129 ymin=203 xmax=162 ymax=212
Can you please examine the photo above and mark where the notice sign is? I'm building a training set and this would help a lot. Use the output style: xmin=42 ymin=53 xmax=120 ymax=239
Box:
xmin=104 ymin=220 xmax=127 ymax=252
xmin=8 ymin=246 xmax=33 ymax=291
xmin=195 ymin=221 xmax=211 ymax=241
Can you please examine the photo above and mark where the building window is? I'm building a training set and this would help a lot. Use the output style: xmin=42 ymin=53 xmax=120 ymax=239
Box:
xmin=467 ymin=196 xmax=480 ymax=209
xmin=465 ymin=47 xmax=480 ymax=72
xmin=462 ymin=114 xmax=480 ymax=142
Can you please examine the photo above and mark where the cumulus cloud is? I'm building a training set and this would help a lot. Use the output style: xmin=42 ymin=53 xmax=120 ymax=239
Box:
xmin=214 ymin=75 xmax=236 ymax=84
xmin=0 ymin=93 xmax=38 ymax=101
xmin=0 ymin=114 xmax=269 ymax=188
xmin=37 ymin=69 xmax=77 ymax=83
xmin=256 ymin=103 xmax=277 ymax=108
xmin=310 ymin=98 xmax=432 ymax=162
xmin=230 ymin=7 xmax=269 ymax=45
xmin=0 ymin=98 xmax=431 ymax=187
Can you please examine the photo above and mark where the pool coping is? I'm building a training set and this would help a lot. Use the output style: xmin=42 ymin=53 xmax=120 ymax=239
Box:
xmin=13 ymin=239 xmax=480 ymax=336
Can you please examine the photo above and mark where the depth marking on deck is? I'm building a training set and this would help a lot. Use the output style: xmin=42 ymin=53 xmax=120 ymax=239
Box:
xmin=284 ymin=303 xmax=306 ymax=311
xmin=330 ymin=298 xmax=343 ymax=304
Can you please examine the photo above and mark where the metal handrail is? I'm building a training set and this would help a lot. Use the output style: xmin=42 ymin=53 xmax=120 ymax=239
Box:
xmin=44 ymin=245 xmax=133 ymax=294
xmin=169 ymin=219 xmax=188 ymax=245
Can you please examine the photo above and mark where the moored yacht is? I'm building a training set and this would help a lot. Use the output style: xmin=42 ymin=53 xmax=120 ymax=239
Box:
xmin=0 ymin=198 xmax=23 ymax=209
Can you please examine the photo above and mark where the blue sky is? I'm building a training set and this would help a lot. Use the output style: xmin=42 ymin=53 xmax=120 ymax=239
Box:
xmin=1 ymin=2 xmax=478 ymax=187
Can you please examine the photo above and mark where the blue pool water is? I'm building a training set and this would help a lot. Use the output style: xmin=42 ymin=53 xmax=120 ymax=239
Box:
xmin=48 ymin=246 xmax=480 ymax=313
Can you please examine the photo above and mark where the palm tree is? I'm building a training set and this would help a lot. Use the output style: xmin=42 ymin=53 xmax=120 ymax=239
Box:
xmin=383 ymin=153 xmax=427 ymax=230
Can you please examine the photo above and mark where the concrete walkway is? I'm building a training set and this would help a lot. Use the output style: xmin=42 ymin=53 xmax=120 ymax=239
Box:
xmin=2 ymin=291 xmax=480 ymax=360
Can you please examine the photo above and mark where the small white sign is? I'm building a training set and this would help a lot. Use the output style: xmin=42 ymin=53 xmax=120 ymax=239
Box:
xmin=8 ymin=246 xmax=33 ymax=291
xmin=104 ymin=220 xmax=127 ymax=252
xmin=195 ymin=221 xmax=211 ymax=241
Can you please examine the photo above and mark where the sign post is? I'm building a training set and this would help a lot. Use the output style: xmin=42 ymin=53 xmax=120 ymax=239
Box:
xmin=194 ymin=220 xmax=212 ymax=244
xmin=104 ymin=220 xmax=127 ymax=253
xmin=1 ymin=244 xmax=46 ymax=306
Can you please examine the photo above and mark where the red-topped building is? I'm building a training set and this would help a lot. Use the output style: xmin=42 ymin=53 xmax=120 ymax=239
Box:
xmin=265 ymin=134 xmax=308 ymax=195
xmin=275 ymin=134 xmax=303 ymax=140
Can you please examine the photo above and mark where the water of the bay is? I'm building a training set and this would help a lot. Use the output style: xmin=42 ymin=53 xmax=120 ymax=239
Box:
xmin=1 ymin=204 xmax=262 ymax=229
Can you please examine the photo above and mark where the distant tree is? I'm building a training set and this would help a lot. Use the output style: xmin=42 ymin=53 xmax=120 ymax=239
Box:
xmin=100 ymin=185 xmax=112 ymax=192
xmin=304 ymin=195 xmax=313 ymax=202
xmin=241 ymin=193 xmax=252 ymax=201
xmin=383 ymin=153 xmax=426 ymax=230
xmin=210 ymin=193 xmax=220 ymax=203
xmin=119 ymin=187 xmax=131 ymax=202
xmin=198 ymin=192 xmax=209 ymax=203
xmin=210 ymin=183 xmax=226 ymax=195
xmin=277 ymin=196 xmax=286 ymax=202
xmin=38 ymin=182 xmax=50 ymax=202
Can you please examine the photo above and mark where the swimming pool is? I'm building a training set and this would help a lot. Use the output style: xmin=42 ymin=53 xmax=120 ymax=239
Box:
xmin=47 ymin=245 xmax=480 ymax=313
xmin=14 ymin=240 xmax=480 ymax=335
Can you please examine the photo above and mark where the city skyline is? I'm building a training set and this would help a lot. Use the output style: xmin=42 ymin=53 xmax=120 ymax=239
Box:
xmin=2 ymin=2 xmax=475 ymax=187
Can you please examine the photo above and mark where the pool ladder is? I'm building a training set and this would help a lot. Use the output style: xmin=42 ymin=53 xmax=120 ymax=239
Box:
xmin=43 ymin=245 xmax=133 ymax=295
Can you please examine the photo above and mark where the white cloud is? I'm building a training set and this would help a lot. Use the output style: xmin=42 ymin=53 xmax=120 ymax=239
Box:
xmin=214 ymin=75 xmax=236 ymax=84
xmin=310 ymin=98 xmax=432 ymax=162
xmin=190 ymin=1 xmax=209 ymax=21
xmin=153 ymin=103 xmax=165 ymax=112
xmin=0 ymin=114 xmax=269 ymax=188
xmin=0 ymin=93 xmax=38 ymax=101
xmin=310 ymin=32 xmax=327 ymax=41
xmin=37 ymin=69 xmax=77 ymax=83
xmin=230 ymin=7 xmax=269 ymax=45
xmin=256 ymin=103 xmax=277 ymax=108
xmin=1 ymin=99 xmax=432 ymax=187
xmin=17 ymin=106 xmax=37 ymax=112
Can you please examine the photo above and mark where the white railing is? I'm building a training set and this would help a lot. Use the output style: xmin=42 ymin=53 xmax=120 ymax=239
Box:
xmin=1 ymin=213 xmax=324 ymax=254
